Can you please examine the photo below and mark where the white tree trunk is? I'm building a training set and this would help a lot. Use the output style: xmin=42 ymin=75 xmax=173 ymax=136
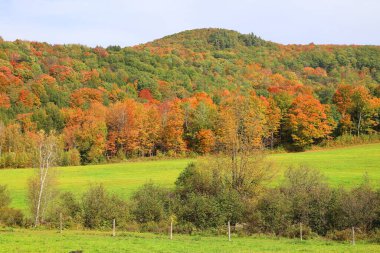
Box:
xmin=34 ymin=134 xmax=55 ymax=227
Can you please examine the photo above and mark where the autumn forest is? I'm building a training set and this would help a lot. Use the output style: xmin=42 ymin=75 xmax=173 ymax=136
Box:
xmin=0 ymin=28 xmax=379 ymax=168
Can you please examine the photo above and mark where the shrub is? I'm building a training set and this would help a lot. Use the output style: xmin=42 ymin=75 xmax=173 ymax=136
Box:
xmin=0 ymin=185 xmax=23 ymax=227
xmin=82 ymin=184 xmax=129 ymax=229
xmin=0 ymin=207 xmax=24 ymax=226
xmin=130 ymin=182 xmax=172 ymax=224
xmin=284 ymin=223 xmax=315 ymax=239
xmin=369 ymin=229 xmax=380 ymax=243
xmin=0 ymin=185 xmax=11 ymax=208
xmin=281 ymin=166 xmax=332 ymax=235
xmin=174 ymin=222 xmax=196 ymax=235
xmin=46 ymin=191 xmax=82 ymax=228
xmin=175 ymin=193 xmax=223 ymax=229
xmin=27 ymin=175 xmax=58 ymax=226
xmin=339 ymin=178 xmax=379 ymax=232
xmin=326 ymin=229 xmax=352 ymax=241
xmin=138 ymin=220 xmax=169 ymax=233
xmin=326 ymin=228 xmax=366 ymax=242
xmin=254 ymin=188 xmax=291 ymax=235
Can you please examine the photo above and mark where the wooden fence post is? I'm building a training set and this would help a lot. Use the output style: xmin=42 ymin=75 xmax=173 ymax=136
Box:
xmin=228 ymin=221 xmax=231 ymax=241
xmin=112 ymin=219 xmax=116 ymax=237
xmin=352 ymin=226 xmax=355 ymax=245
xmin=59 ymin=212 xmax=63 ymax=233
xmin=300 ymin=222 xmax=303 ymax=241
xmin=170 ymin=218 xmax=173 ymax=240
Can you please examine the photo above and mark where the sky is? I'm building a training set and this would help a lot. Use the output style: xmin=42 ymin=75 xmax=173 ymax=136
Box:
xmin=0 ymin=0 xmax=379 ymax=47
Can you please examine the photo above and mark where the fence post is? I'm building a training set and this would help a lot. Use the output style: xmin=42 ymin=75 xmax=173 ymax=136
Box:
xmin=112 ymin=219 xmax=116 ymax=237
xmin=59 ymin=212 xmax=63 ymax=233
xmin=352 ymin=226 xmax=355 ymax=245
xmin=300 ymin=222 xmax=303 ymax=241
xmin=228 ymin=221 xmax=231 ymax=241
xmin=170 ymin=218 xmax=173 ymax=240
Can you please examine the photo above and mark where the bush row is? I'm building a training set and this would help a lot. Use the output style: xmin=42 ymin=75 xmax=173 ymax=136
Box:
xmin=1 ymin=165 xmax=380 ymax=242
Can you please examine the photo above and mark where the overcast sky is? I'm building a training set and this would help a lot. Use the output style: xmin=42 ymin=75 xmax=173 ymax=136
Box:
xmin=0 ymin=0 xmax=379 ymax=47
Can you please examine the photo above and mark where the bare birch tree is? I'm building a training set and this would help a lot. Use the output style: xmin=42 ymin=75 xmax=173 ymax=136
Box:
xmin=29 ymin=131 xmax=59 ymax=227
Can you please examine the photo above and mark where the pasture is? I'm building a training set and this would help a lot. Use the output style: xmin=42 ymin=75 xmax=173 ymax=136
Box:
xmin=0 ymin=229 xmax=379 ymax=253
xmin=0 ymin=143 xmax=379 ymax=212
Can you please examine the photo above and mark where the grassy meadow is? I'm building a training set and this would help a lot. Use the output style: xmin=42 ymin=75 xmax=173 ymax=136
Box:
xmin=0 ymin=229 xmax=379 ymax=253
xmin=270 ymin=143 xmax=380 ymax=187
xmin=0 ymin=143 xmax=379 ymax=212
xmin=0 ymin=143 xmax=380 ymax=252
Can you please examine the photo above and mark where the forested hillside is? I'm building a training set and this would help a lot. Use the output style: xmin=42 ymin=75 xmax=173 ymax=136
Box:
xmin=0 ymin=28 xmax=379 ymax=167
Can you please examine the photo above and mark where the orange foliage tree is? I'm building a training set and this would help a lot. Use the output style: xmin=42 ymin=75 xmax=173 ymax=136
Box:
xmin=0 ymin=93 xmax=10 ymax=108
xmin=159 ymin=99 xmax=186 ymax=154
xmin=63 ymin=102 xmax=107 ymax=163
xmin=106 ymin=99 xmax=141 ymax=157
xmin=137 ymin=103 xmax=161 ymax=156
xmin=334 ymin=85 xmax=379 ymax=135
xmin=70 ymin=88 xmax=103 ymax=108
xmin=287 ymin=94 xmax=334 ymax=149
xmin=262 ymin=96 xmax=281 ymax=149
xmin=196 ymin=129 xmax=215 ymax=154
xmin=333 ymin=84 xmax=354 ymax=134
xmin=216 ymin=91 xmax=267 ymax=155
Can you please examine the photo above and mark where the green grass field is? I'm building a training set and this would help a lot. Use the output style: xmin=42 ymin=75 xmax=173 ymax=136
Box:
xmin=0 ymin=144 xmax=380 ymax=252
xmin=0 ymin=229 xmax=378 ymax=253
xmin=0 ymin=143 xmax=379 ymax=212
xmin=270 ymin=143 xmax=380 ymax=187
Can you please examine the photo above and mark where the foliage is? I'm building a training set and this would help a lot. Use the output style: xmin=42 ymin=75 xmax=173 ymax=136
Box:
xmin=0 ymin=184 xmax=23 ymax=226
xmin=81 ymin=184 xmax=129 ymax=229
xmin=0 ymin=29 xmax=378 ymax=166
xmin=130 ymin=182 xmax=172 ymax=224
xmin=0 ymin=184 xmax=11 ymax=208
xmin=286 ymin=94 xmax=334 ymax=149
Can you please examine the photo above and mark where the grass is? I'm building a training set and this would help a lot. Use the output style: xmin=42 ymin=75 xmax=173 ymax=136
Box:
xmin=0 ymin=159 xmax=192 ymax=212
xmin=0 ymin=229 xmax=379 ymax=253
xmin=0 ymin=143 xmax=379 ymax=212
xmin=0 ymin=144 xmax=379 ymax=252
xmin=270 ymin=143 xmax=380 ymax=187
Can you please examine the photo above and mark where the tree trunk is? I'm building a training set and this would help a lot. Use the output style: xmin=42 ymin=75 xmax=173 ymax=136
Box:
xmin=34 ymin=179 xmax=44 ymax=226
xmin=270 ymin=132 xmax=274 ymax=150
xmin=357 ymin=112 xmax=361 ymax=136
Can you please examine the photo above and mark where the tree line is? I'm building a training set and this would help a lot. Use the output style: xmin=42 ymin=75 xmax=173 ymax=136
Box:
xmin=0 ymin=84 xmax=379 ymax=167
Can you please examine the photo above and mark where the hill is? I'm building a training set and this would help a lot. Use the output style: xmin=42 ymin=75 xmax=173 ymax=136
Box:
xmin=0 ymin=28 xmax=379 ymax=166
xmin=1 ymin=28 xmax=379 ymax=104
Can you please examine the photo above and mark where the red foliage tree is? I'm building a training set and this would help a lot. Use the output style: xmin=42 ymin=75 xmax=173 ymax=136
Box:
xmin=138 ymin=89 xmax=154 ymax=101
